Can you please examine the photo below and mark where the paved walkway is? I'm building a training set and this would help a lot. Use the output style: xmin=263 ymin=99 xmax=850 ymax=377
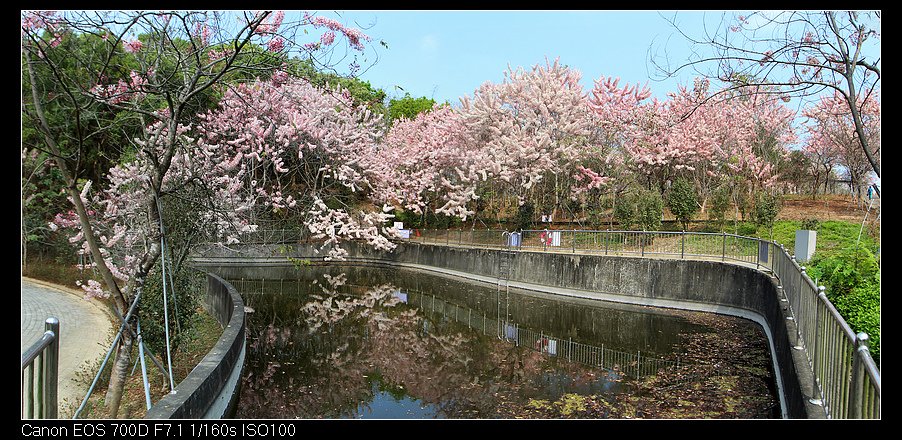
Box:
xmin=21 ymin=277 xmax=115 ymax=419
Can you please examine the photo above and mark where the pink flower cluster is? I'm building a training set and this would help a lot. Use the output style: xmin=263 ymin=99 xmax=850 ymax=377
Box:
xmin=89 ymin=70 xmax=148 ymax=105
xmin=124 ymin=39 xmax=142 ymax=53
xmin=303 ymin=11 xmax=371 ymax=51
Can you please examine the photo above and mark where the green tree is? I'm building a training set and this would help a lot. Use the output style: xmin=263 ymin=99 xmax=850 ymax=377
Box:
xmin=293 ymin=58 xmax=387 ymax=113
xmin=753 ymin=192 xmax=782 ymax=235
xmin=514 ymin=201 xmax=535 ymax=231
xmin=708 ymin=184 xmax=731 ymax=232
xmin=387 ymin=93 xmax=438 ymax=121
xmin=636 ymin=189 xmax=663 ymax=231
xmin=667 ymin=178 xmax=698 ymax=230
xmin=614 ymin=189 xmax=662 ymax=231
xmin=613 ymin=193 xmax=637 ymax=230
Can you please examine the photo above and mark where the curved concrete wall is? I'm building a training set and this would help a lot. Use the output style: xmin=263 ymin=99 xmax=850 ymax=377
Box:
xmin=192 ymin=241 xmax=824 ymax=419
xmin=145 ymin=274 xmax=246 ymax=419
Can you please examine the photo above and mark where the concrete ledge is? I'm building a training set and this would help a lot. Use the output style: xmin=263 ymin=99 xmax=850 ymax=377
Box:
xmin=145 ymin=274 xmax=246 ymax=419
xmin=191 ymin=240 xmax=825 ymax=419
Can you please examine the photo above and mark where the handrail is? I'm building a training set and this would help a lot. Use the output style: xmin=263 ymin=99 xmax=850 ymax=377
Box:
xmin=21 ymin=318 xmax=60 ymax=419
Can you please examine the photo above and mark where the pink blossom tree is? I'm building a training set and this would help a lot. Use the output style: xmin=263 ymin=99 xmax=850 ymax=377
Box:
xmin=370 ymin=59 xmax=615 ymax=227
xmin=589 ymin=75 xmax=796 ymax=218
xmin=194 ymin=76 xmax=395 ymax=261
xmin=803 ymin=90 xmax=880 ymax=203
xmin=456 ymin=59 xmax=612 ymax=222
xmin=23 ymin=10 xmax=377 ymax=416
xmin=365 ymin=104 xmax=481 ymax=222
xmin=652 ymin=11 xmax=880 ymax=191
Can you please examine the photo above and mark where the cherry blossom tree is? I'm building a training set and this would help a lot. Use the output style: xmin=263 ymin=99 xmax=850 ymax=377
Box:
xmin=23 ymin=9 xmax=377 ymax=416
xmin=193 ymin=75 xmax=396 ymax=261
xmin=803 ymin=90 xmax=880 ymax=203
xmin=589 ymin=75 xmax=796 ymax=216
xmin=652 ymin=11 xmax=880 ymax=191
xmin=456 ymin=59 xmax=611 ymax=221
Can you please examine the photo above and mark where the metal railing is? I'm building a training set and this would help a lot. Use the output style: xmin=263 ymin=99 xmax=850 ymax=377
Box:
xmin=408 ymin=229 xmax=775 ymax=270
xmin=21 ymin=317 xmax=60 ymax=419
xmin=402 ymin=228 xmax=879 ymax=419
xmin=770 ymin=244 xmax=881 ymax=419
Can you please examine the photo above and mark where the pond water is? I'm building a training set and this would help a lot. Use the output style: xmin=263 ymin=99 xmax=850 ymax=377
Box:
xmin=230 ymin=265 xmax=779 ymax=419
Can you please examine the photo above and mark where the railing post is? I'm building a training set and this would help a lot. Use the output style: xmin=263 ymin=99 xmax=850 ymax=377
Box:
xmin=722 ymin=232 xmax=726 ymax=261
xmin=756 ymin=238 xmax=761 ymax=270
xmin=604 ymin=230 xmax=609 ymax=255
xmin=681 ymin=230 xmax=685 ymax=259
xmin=808 ymin=287 xmax=826 ymax=407
xmin=572 ymin=230 xmax=576 ymax=253
xmin=641 ymin=231 xmax=645 ymax=257
xmin=637 ymin=350 xmax=641 ymax=378
xmin=850 ymin=332 xmax=870 ymax=419
xmin=43 ymin=318 xmax=59 ymax=419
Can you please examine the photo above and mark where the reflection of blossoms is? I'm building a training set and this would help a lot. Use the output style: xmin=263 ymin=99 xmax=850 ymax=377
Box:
xmin=238 ymin=274 xmax=625 ymax=418
xmin=301 ymin=283 xmax=398 ymax=333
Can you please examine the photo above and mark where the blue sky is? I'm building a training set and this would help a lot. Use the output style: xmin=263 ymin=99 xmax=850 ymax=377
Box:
xmin=309 ymin=10 xmax=715 ymax=105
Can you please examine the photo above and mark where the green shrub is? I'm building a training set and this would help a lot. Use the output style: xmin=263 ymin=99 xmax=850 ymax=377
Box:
xmin=614 ymin=189 xmax=662 ymax=231
xmin=808 ymin=245 xmax=879 ymax=297
xmin=800 ymin=218 xmax=820 ymax=231
xmin=832 ymin=275 xmax=880 ymax=362
xmin=807 ymin=244 xmax=880 ymax=363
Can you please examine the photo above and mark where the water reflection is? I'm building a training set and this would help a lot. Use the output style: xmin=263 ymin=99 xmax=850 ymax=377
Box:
xmin=231 ymin=266 xmax=776 ymax=418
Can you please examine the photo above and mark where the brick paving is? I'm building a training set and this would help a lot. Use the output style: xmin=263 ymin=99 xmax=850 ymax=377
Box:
xmin=21 ymin=277 xmax=114 ymax=418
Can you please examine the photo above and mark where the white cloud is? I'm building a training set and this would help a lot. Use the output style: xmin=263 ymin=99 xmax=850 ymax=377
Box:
xmin=419 ymin=34 xmax=439 ymax=54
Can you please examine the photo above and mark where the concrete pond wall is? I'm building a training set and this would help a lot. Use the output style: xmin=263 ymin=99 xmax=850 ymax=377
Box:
xmin=190 ymin=240 xmax=826 ymax=419
xmin=144 ymin=274 xmax=246 ymax=419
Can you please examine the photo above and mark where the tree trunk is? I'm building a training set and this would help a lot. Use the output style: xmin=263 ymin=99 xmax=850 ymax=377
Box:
xmin=104 ymin=325 xmax=134 ymax=418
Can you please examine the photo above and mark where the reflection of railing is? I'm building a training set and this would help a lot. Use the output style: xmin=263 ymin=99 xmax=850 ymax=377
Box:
xmin=409 ymin=290 xmax=680 ymax=380
xmin=21 ymin=318 xmax=60 ymax=419
xmin=228 ymin=277 xmax=681 ymax=380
